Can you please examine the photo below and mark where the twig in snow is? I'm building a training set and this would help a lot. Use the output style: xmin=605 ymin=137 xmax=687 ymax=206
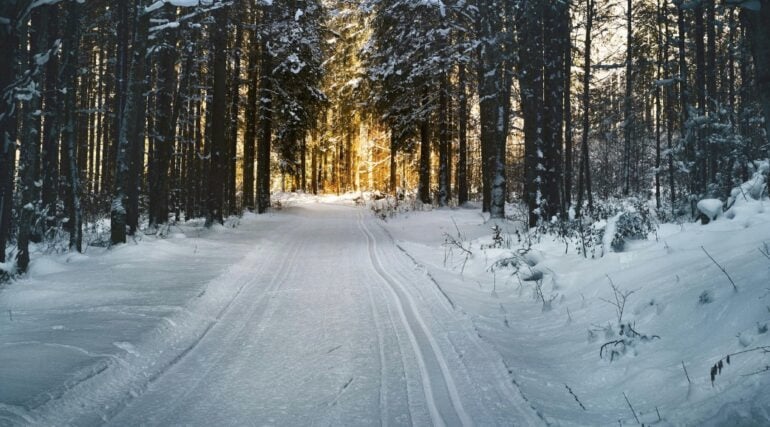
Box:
xmin=565 ymin=384 xmax=586 ymax=411
xmin=741 ymin=365 xmax=770 ymax=377
xmin=682 ymin=361 xmax=692 ymax=384
xmin=701 ymin=246 xmax=738 ymax=292
xmin=599 ymin=275 xmax=636 ymax=324
xmin=623 ymin=392 xmax=640 ymax=425
xmin=727 ymin=346 xmax=770 ymax=358
xmin=759 ymin=243 xmax=770 ymax=260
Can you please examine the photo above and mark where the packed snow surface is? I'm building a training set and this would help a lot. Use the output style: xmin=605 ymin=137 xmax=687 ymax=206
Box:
xmin=1 ymin=192 xmax=769 ymax=425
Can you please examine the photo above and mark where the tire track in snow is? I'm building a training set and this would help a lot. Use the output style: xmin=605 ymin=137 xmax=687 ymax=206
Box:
xmin=358 ymin=215 xmax=472 ymax=427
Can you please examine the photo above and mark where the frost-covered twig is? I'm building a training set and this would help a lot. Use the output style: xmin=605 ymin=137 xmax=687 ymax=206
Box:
xmin=741 ymin=365 xmax=770 ymax=377
xmin=599 ymin=275 xmax=636 ymax=324
xmin=701 ymin=246 xmax=738 ymax=292
xmin=565 ymin=384 xmax=586 ymax=411
xmin=759 ymin=243 xmax=770 ymax=260
xmin=443 ymin=233 xmax=472 ymax=256
xmin=623 ymin=392 xmax=640 ymax=425
xmin=682 ymin=361 xmax=692 ymax=384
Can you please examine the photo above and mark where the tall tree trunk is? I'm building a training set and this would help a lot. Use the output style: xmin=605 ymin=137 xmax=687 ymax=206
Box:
xmin=623 ymin=0 xmax=633 ymax=196
xmin=227 ymin=20 xmax=242 ymax=214
xmin=543 ymin=1 xmax=567 ymax=219
xmin=676 ymin=2 xmax=690 ymax=172
xmin=577 ymin=0 xmax=594 ymax=217
xmin=706 ymin=0 xmax=717 ymax=185
xmin=438 ymin=71 xmax=449 ymax=207
xmin=457 ymin=59 xmax=468 ymax=206
xmin=242 ymin=6 xmax=258 ymax=211
xmin=665 ymin=0 xmax=676 ymax=214
xmin=17 ymin=6 xmax=49 ymax=271
xmin=256 ymin=7 xmax=273 ymax=214
xmin=206 ymin=4 xmax=228 ymax=227
xmin=694 ymin=2 xmax=707 ymax=194
xmin=418 ymin=98 xmax=431 ymax=204
xmin=518 ymin=0 xmax=545 ymax=224
xmin=563 ymin=11 xmax=574 ymax=212
xmin=389 ymin=130 xmax=397 ymax=195
xmin=740 ymin=1 xmax=770 ymax=151
xmin=41 ymin=8 xmax=59 ymax=230
xmin=149 ymin=6 xmax=179 ymax=227
xmin=655 ymin=0 xmax=663 ymax=210
xmin=0 ymin=1 xmax=20 ymax=264
xmin=60 ymin=0 xmax=83 ymax=251
xmin=111 ymin=0 xmax=149 ymax=245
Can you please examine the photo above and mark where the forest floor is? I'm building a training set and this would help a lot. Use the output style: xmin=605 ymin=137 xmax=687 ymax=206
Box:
xmin=1 ymin=192 xmax=769 ymax=426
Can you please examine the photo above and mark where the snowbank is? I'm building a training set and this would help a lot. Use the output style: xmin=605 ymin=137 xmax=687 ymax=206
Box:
xmin=383 ymin=193 xmax=770 ymax=425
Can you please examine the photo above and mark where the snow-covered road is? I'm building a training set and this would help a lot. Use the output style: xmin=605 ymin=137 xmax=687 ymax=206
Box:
xmin=81 ymin=204 xmax=540 ymax=426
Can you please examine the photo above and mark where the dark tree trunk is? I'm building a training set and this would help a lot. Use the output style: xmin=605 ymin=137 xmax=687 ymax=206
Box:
xmin=518 ymin=0 xmax=545 ymax=224
xmin=676 ymin=2 xmax=690 ymax=165
xmin=206 ymin=4 xmax=228 ymax=227
xmin=623 ymin=0 xmax=633 ymax=196
xmin=563 ymin=11 xmax=574 ymax=212
xmin=706 ymin=0 xmax=717 ymax=184
xmin=389 ymin=130 xmax=397 ymax=195
xmin=741 ymin=1 xmax=770 ymax=150
xmin=149 ymin=5 xmax=179 ymax=227
xmin=577 ymin=0 xmax=594 ymax=217
xmin=256 ymin=8 xmax=273 ymax=214
xmin=438 ymin=71 xmax=449 ymax=207
xmin=227 ymin=21 xmax=242 ymax=214
xmin=0 ymin=1 xmax=20 ymax=264
xmin=41 ymin=6 xmax=59 ymax=229
xmin=418 ymin=106 xmax=431 ymax=204
xmin=300 ymin=136 xmax=307 ymax=192
xmin=694 ymin=2 xmax=707 ymax=193
xmin=457 ymin=59 xmax=468 ymax=206
xmin=655 ymin=0 xmax=663 ymax=210
xmin=543 ymin=1 xmax=567 ymax=219
xmin=242 ymin=6 xmax=258 ymax=211
xmin=663 ymin=0 xmax=676 ymax=214
xmin=111 ymin=0 xmax=149 ymax=245
xmin=17 ymin=6 xmax=50 ymax=271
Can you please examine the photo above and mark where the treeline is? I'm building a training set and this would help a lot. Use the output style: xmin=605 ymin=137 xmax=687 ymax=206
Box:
xmin=1 ymin=0 xmax=770 ymax=276
xmin=0 ymin=0 xmax=326 ymax=273
xmin=363 ymin=0 xmax=770 ymax=225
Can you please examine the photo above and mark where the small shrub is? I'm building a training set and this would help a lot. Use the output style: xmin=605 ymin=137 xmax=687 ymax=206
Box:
xmin=610 ymin=199 xmax=657 ymax=252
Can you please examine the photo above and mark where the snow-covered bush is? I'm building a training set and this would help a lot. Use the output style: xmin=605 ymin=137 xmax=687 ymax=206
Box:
xmin=727 ymin=159 xmax=768 ymax=207
xmin=608 ymin=199 xmax=657 ymax=252
xmin=696 ymin=199 xmax=723 ymax=224
xmin=532 ymin=198 xmax=657 ymax=257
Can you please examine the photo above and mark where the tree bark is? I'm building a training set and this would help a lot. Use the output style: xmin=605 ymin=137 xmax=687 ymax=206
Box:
xmin=256 ymin=6 xmax=273 ymax=214
xmin=111 ymin=0 xmax=149 ymax=245
xmin=740 ymin=1 xmax=770 ymax=151
xmin=149 ymin=5 xmax=179 ymax=227
xmin=206 ymin=4 xmax=228 ymax=227
xmin=576 ymin=0 xmax=594 ymax=217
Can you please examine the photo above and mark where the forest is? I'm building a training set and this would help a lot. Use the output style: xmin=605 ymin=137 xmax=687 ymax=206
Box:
xmin=1 ymin=0 xmax=769 ymax=272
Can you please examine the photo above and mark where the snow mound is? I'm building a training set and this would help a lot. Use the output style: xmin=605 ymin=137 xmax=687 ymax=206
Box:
xmin=697 ymin=199 xmax=723 ymax=221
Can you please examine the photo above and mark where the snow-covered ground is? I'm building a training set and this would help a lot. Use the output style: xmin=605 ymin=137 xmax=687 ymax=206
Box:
xmin=1 ymin=190 xmax=768 ymax=426
xmin=384 ymin=197 xmax=770 ymax=425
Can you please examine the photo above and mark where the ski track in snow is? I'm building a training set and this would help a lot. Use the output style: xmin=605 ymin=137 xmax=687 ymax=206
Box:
xmin=9 ymin=204 xmax=542 ymax=426
xmin=358 ymin=213 xmax=470 ymax=427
